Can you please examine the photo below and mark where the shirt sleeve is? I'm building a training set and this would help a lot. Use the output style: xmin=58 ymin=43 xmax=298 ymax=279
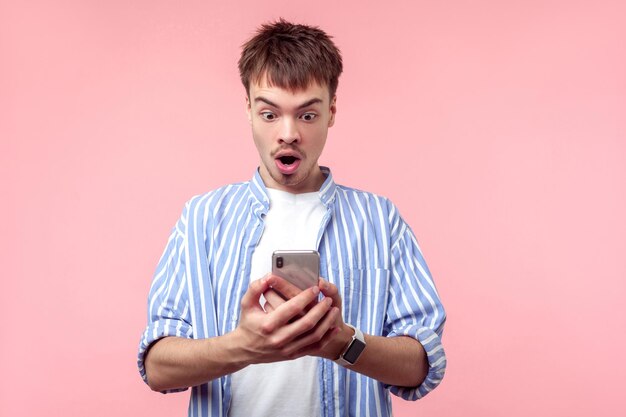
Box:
xmin=384 ymin=216 xmax=447 ymax=400
xmin=137 ymin=205 xmax=194 ymax=393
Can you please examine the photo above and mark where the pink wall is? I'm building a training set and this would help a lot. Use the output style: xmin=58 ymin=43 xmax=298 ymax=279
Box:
xmin=2 ymin=1 xmax=625 ymax=416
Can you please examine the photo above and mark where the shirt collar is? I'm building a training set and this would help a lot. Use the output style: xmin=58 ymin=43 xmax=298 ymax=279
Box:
xmin=249 ymin=166 xmax=337 ymax=216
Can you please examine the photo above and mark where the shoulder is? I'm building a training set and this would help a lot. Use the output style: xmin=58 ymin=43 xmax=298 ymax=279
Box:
xmin=178 ymin=181 xmax=253 ymax=226
xmin=333 ymin=183 xmax=409 ymax=242
xmin=333 ymin=183 xmax=400 ymax=219
xmin=187 ymin=181 xmax=250 ymax=207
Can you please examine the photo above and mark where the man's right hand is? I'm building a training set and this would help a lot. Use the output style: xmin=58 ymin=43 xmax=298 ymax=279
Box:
xmin=232 ymin=276 xmax=340 ymax=364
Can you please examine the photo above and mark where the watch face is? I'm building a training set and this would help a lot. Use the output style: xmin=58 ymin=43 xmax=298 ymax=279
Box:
xmin=343 ymin=340 xmax=366 ymax=364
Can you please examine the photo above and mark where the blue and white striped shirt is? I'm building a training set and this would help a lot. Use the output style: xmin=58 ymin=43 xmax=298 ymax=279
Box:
xmin=138 ymin=167 xmax=446 ymax=417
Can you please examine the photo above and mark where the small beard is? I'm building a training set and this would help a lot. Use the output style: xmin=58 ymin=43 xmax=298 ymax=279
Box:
xmin=270 ymin=170 xmax=305 ymax=186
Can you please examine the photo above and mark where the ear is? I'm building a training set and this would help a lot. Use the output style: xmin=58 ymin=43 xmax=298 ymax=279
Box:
xmin=245 ymin=95 xmax=252 ymax=123
xmin=328 ymin=95 xmax=337 ymax=127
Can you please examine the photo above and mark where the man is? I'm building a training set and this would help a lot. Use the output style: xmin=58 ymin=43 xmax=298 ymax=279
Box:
xmin=138 ymin=19 xmax=446 ymax=417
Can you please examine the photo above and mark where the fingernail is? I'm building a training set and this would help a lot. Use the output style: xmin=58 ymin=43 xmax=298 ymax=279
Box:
xmin=312 ymin=286 xmax=320 ymax=296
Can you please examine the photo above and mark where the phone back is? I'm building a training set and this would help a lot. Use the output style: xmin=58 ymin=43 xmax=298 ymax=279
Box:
xmin=272 ymin=250 xmax=320 ymax=290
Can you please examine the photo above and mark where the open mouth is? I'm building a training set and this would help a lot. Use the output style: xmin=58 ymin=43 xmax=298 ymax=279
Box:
xmin=278 ymin=155 xmax=298 ymax=166
xmin=275 ymin=154 xmax=302 ymax=174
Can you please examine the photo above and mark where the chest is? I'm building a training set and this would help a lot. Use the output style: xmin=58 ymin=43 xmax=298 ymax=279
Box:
xmin=204 ymin=209 xmax=393 ymax=337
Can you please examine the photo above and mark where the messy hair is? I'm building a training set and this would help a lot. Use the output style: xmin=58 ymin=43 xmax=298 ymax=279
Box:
xmin=238 ymin=19 xmax=343 ymax=98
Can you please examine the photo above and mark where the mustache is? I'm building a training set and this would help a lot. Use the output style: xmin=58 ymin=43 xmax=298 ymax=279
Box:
xmin=271 ymin=145 xmax=306 ymax=158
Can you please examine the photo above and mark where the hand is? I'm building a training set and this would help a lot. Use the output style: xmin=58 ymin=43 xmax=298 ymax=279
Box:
xmin=264 ymin=277 xmax=351 ymax=361
xmin=232 ymin=276 xmax=339 ymax=365
xmin=305 ymin=278 xmax=351 ymax=360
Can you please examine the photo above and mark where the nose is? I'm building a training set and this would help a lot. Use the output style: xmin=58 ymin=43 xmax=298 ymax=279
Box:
xmin=278 ymin=117 xmax=300 ymax=144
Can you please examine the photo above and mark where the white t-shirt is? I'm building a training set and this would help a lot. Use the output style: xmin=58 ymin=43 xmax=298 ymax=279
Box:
xmin=228 ymin=189 xmax=326 ymax=417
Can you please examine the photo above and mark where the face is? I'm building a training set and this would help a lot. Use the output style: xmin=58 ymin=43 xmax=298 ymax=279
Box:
xmin=246 ymin=79 xmax=336 ymax=194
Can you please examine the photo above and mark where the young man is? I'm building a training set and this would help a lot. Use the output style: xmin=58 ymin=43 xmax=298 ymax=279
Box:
xmin=138 ymin=19 xmax=446 ymax=417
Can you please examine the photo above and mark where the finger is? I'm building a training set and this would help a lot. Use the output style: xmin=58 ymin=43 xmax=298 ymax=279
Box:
xmin=319 ymin=278 xmax=342 ymax=309
xmin=281 ymin=296 xmax=334 ymax=344
xmin=267 ymin=275 xmax=304 ymax=299
xmin=240 ymin=276 xmax=271 ymax=309
xmin=285 ymin=306 xmax=340 ymax=356
xmin=313 ymin=321 xmax=342 ymax=353
xmin=263 ymin=289 xmax=286 ymax=311
xmin=293 ymin=322 xmax=341 ymax=358
xmin=262 ymin=286 xmax=322 ymax=333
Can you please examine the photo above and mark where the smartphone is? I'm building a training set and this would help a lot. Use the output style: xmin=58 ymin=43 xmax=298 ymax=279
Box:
xmin=271 ymin=250 xmax=320 ymax=291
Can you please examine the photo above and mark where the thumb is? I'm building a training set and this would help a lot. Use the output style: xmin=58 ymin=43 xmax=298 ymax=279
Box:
xmin=319 ymin=278 xmax=342 ymax=309
xmin=240 ymin=276 xmax=271 ymax=309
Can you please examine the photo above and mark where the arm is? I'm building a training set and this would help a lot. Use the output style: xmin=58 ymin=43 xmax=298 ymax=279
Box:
xmin=145 ymin=276 xmax=340 ymax=392
xmin=325 ymin=324 xmax=428 ymax=387
xmin=144 ymin=334 xmax=246 ymax=392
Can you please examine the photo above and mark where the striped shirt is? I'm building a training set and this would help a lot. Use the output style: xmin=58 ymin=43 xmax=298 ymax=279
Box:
xmin=138 ymin=167 xmax=447 ymax=417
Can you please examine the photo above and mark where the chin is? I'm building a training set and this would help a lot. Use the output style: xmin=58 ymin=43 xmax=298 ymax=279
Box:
xmin=273 ymin=172 xmax=305 ymax=188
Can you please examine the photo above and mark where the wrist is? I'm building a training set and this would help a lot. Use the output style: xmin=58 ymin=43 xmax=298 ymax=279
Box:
xmin=327 ymin=323 xmax=354 ymax=360
xmin=335 ymin=324 xmax=367 ymax=366
xmin=223 ymin=329 xmax=254 ymax=369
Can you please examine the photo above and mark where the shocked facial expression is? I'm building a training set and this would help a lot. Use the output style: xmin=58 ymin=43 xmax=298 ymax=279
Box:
xmin=247 ymin=79 xmax=336 ymax=194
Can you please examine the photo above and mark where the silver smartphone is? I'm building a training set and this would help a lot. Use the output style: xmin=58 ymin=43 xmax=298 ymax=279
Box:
xmin=271 ymin=250 xmax=320 ymax=291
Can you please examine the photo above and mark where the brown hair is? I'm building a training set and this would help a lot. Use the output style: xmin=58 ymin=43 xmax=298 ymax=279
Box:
xmin=238 ymin=19 xmax=343 ymax=98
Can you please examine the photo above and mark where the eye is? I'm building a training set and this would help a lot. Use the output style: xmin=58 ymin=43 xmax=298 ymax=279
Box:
xmin=300 ymin=112 xmax=317 ymax=122
xmin=260 ymin=111 xmax=276 ymax=121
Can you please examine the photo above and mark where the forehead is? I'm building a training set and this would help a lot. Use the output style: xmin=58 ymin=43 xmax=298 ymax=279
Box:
xmin=249 ymin=76 xmax=330 ymax=106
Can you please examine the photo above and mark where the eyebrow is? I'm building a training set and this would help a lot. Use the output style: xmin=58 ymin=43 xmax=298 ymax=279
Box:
xmin=254 ymin=96 xmax=323 ymax=110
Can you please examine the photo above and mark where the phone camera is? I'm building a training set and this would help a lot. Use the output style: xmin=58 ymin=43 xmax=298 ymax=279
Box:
xmin=276 ymin=257 xmax=283 ymax=268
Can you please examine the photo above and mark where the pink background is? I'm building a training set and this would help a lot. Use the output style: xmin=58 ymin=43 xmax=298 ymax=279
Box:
xmin=2 ymin=1 xmax=625 ymax=416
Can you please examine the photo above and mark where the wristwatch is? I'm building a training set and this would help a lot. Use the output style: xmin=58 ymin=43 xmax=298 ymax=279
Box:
xmin=335 ymin=324 xmax=366 ymax=366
